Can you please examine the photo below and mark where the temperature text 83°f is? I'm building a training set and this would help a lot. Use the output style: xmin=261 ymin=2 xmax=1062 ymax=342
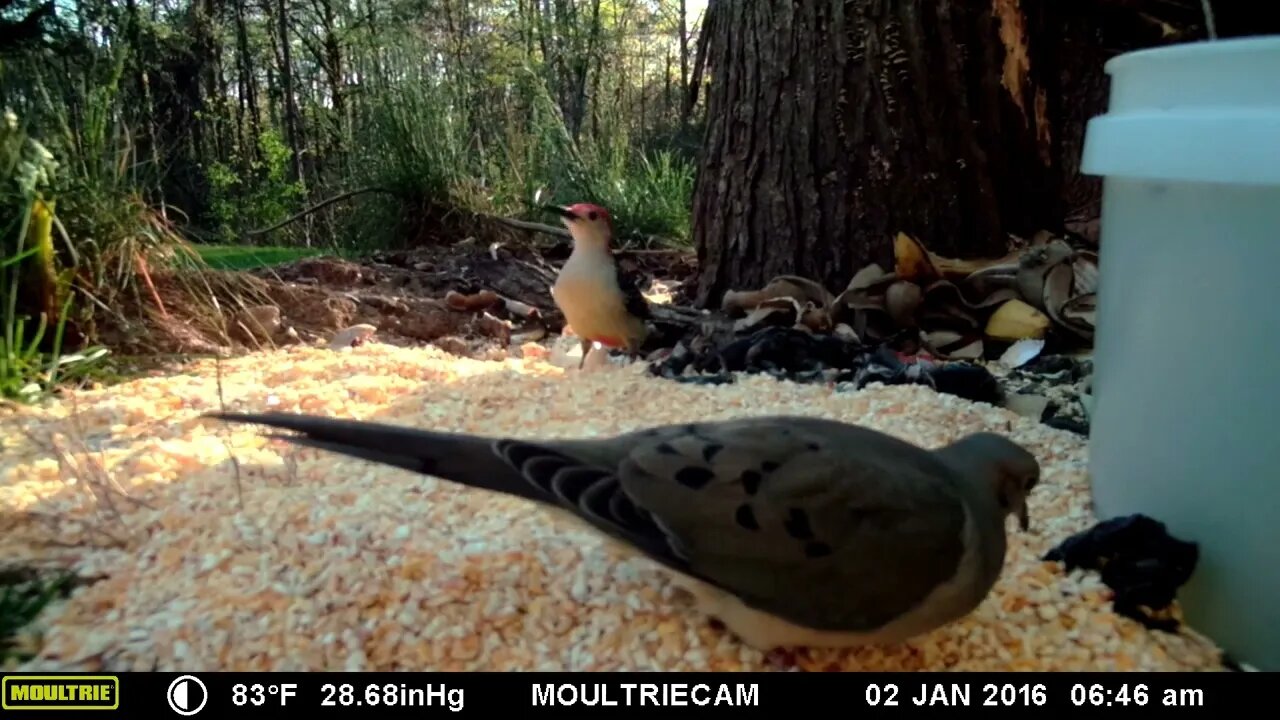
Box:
xmin=232 ymin=684 xmax=298 ymax=707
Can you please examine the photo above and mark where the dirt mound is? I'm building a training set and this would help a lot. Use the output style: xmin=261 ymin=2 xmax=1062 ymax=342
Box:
xmin=92 ymin=239 xmax=698 ymax=367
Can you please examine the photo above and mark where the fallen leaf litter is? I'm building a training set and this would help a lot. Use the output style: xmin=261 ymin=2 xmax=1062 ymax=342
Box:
xmin=1 ymin=342 xmax=1225 ymax=671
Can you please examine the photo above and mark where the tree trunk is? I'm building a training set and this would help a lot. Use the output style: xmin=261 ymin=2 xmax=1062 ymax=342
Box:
xmin=319 ymin=0 xmax=346 ymax=161
xmin=691 ymin=0 xmax=1065 ymax=307
xmin=691 ymin=0 xmax=1280 ymax=308
xmin=234 ymin=0 xmax=263 ymax=167
xmin=275 ymin=0 xmax=306 ymax=184
xmin=679 ymin=0 xmax=689 ymax=97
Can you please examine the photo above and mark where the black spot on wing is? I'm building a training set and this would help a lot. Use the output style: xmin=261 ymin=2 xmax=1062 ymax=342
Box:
xmin=804 ymin=541 xmax=833 ymax=558
xmin=675 ymin=466 xmax=715 ymax=489
xmin=735 ymin=504 xmax=760 ymax=530
xmin=806 ymin=442 xmax=821 ymax=451
xmin=701 ymin=443 xmax=724 ymax=462
xmin=762 ymin=461 xmax=780 ymax=472
xmin=784 ymin=508 xmax=814 ymax=540
xmin=739 ymin=470 xmax=762 ymax=495
xmin=656 ymin=443 xmax=678 ymax=455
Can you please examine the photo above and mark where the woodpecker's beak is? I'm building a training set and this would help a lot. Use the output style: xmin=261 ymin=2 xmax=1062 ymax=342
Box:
xmin=541 ymin=205 xmax=579 ymax=222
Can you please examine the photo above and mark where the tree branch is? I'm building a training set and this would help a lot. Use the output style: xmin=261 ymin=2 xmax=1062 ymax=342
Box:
xmin=244 ymin=186 xmax=394 ymax=238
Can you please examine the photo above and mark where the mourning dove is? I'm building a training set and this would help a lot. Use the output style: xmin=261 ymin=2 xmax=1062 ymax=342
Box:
xmin=542 ymin=203 xmax=651 ymax=368
xmin=205 ymin=411 xmax=1040 ymax=650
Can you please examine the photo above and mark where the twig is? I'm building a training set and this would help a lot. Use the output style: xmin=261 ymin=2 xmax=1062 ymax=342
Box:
xmin=12 ymin=422 xmax=137 ymax=548
xmin=515 ymin=259 xmax=557 ymax=287
xmin=244 ymin=186 xmax=395 ymax=239
xmin=21 ymin=511 xmax=129 ymax=549
xmin=215 ymin=353 xmax=244 ymax=509
xmin=135 ymin=252 xmax=168 ymax=319
xmin=66 ymin=392 xmax=154 ymax=510
xmin=283 ymin=451 xmax=298 ymax=487
xmin=1200 ymin=0 xmax=1217 ymax=38
xmin=490 ymin=216 xmax=571 ymax=239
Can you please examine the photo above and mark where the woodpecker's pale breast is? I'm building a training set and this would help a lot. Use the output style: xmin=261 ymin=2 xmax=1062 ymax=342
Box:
xmin=553 ymin=251 xmax=646 ymax=349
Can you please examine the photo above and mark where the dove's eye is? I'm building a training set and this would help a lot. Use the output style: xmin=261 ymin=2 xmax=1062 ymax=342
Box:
xmin=588 ymin=211 xmax=598 ymax=221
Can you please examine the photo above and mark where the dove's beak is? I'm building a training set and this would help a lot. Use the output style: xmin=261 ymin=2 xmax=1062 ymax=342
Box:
xmin=1017 ymin=503 xmax=1030 ymax=532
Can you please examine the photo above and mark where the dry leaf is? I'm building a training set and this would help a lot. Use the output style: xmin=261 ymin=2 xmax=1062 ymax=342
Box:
xmin=946 ymin=339 xmax=985 ymax=359
xmin=1016 ymin=238 xmax=1075 ymax=310
xmin=445 ymin=289 xmax=501 ymax=312
xmin=959 ymin=263 xmax=1021 ymax=299
xmin=734 ymin=305 xmax=795 ymax=333
xmin=501 ymin=297 xmax=542 ymax=320
xmin=327 ymin=324 xmax=378 ymax=350
xmin=845 ymin=264 xmax=892 ymax=293
xmin=924 ymin=330 xmax=966 ymax=348
xmin=924 ymin=279 xmax=1018 ymax=311
xmin=1041 ymin=262 xmax=1076 ymax=327
xmin=1058 ymin=293 xmax=1097 ymax=340
xmin=833 ymin=323 xmax=860 ymax=342
xmin=799 ymin=305 xmax=832 ymax=333
xmin=1072 ymin=252 xmax=1100 ymax=296
xmin=931 ymin=250 xmax=1024 ymax=279
xmin=721 ymin=276 xmax=834 ymax=315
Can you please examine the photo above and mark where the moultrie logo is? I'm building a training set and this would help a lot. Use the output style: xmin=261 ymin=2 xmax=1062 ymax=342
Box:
xmin=2 ymin=674 xmax=120 ymax=710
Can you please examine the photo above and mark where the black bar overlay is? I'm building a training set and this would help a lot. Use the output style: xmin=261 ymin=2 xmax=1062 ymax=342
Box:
xmin=0 ymin=671 xmax=1245 ymax=717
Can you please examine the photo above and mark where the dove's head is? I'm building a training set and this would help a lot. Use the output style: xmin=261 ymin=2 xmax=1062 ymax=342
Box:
xmin=942 ymin=432 xmax=1040 ymax=532
xmin=544 ymin=202 xmax=614 ymax=250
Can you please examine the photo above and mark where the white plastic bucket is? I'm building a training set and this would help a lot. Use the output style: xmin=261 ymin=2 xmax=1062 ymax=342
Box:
xmin=1081 ymin=35 xmax=1280 ymax=670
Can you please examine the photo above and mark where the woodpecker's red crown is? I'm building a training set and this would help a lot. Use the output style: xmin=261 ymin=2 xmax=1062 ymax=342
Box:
xmin=565 ymin=203 xmax=613 ymax=229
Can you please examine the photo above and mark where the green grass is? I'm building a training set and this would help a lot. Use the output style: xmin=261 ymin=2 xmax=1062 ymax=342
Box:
xmin=341 ymin=57 xmax=696 ymax=252
xmin=0 ymin=568 xmax=81 ymax=665
xmin=190 ymin=244 xmax=331 ymax=271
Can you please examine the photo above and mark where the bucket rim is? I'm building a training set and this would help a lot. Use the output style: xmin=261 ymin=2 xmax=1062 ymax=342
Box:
xmin=1105 ymin=35 xmax=1280 ymax=73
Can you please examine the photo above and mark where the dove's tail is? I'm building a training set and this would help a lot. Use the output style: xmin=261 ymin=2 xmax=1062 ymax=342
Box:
xmin=204 ymin=411 xmax=550 ymax=504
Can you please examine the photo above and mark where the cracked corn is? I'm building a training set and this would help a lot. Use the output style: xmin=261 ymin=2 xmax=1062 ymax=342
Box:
xmin=1 ymin=343 xmax=1226 ymax=671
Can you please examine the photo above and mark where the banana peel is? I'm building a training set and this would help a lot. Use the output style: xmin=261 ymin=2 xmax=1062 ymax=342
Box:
xmin=894 ymin=232 xmax=940 ymax=283
xmin=986 ymin=298 xmax=1051 ymax=340
xmin=897 ymin=230 xmax=1023 ymax=281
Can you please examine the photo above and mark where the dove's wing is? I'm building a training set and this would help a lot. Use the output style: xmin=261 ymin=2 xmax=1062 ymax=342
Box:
xmin=544 ymin=416 xmax=977 ymax=634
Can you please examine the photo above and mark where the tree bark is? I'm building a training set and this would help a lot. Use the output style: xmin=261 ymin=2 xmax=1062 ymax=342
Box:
xmin=275 ymin=0 xmax=306 ymax=184
xmin=691 ymin=0 xmax=1280 ymax=308
xmin=691 ymin=0 xmax=1065 ymax=308
xmin=234 ymin=0 xmax=263 ymax=167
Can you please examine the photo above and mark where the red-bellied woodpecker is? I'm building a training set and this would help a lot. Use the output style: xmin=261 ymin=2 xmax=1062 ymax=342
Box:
xmin=543 ymin=203 xmax=651 ymax=369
